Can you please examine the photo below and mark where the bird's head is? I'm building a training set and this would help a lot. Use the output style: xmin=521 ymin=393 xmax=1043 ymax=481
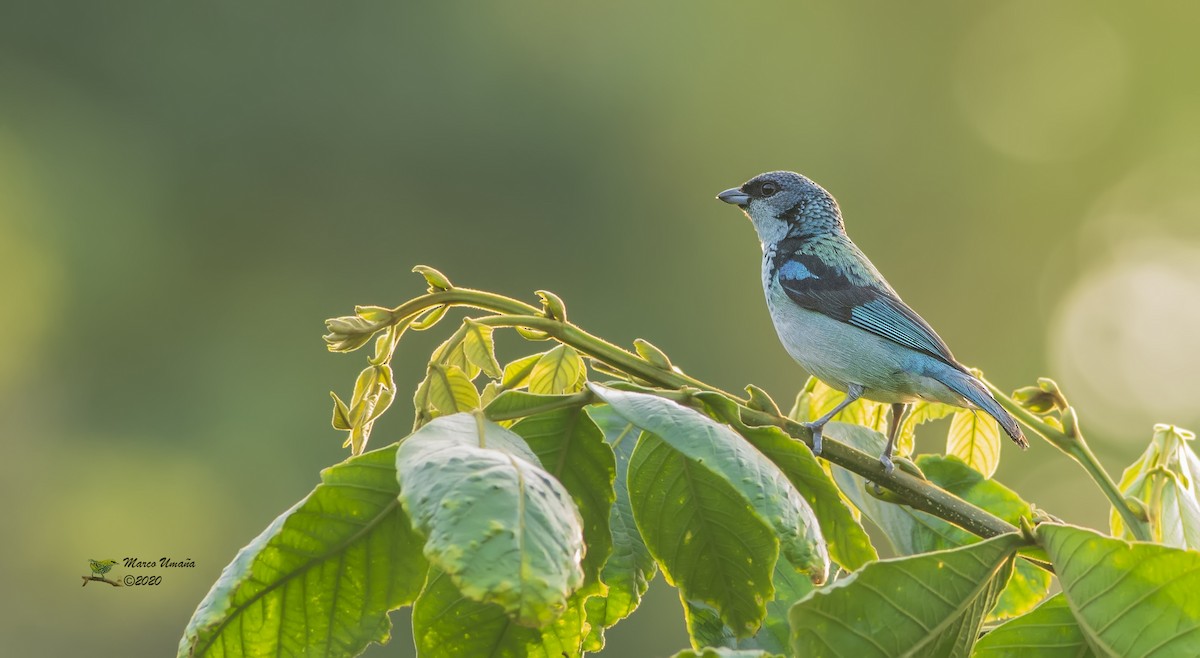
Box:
xmin=717 ymin=170 xmax=843 ymax=245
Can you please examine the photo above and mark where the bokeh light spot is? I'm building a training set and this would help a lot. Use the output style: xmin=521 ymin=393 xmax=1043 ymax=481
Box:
xmin=1051 ymin=242 xmax=1200 ymax=439
xmin=955 ymin=0 xmax=1127 ymax=161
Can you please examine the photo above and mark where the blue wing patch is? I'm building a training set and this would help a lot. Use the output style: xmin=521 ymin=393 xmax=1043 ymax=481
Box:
xmin=778 ymin=259 xmax=819 ymax=281
xmin=775 ymin=252 xmax=958 ymax=366
xmin=848 ymin=296 xmax=957 ymax=365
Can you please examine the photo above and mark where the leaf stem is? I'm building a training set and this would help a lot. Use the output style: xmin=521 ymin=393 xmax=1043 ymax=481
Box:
xmin=375 ymin=284 xmax=1021 ymax=541
xmin=985 ymin=381 xmax=1151 ymax=542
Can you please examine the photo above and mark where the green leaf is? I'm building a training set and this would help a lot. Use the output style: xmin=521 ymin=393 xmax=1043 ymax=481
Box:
xmin=583 ymin=405 xmax=657 ymax=650
xmin=789 ymin=533 xmax=1025 ymax=658
xmin=1112 ymin=424 xmax=1200 ymax=550
xmin=501 ymin=352 xmax=544 ymax=390
xmin=628 ymin=430 xmax=777 ymax=637
xmin=484 ymin=390 xmax=587 ymax=421
xmin=462 ymin=318 xmax=503 ymax=378
xmin=412 ymin=570 xmax=586 ymax=658
xmin=633 ymin=337 xmax=673 ymax=369
xmin=511 ymin=406 xmax=616 ymax=593
xmin=973 ymin=594 xmax=1091 ymax=657
xmin=684 ymin=555 xmax=817 ymax=655
xmin=590 ymin=384 xmax=829 ymax=583
xmin=426 ymin=364 xmax=481 ymax=414
xmin=730 ymin=421 xmax=876 ymax=571
xmin=409 ymin=303 xmax=448 ymax=330
xmin=1038 ymin=523 xmax=1200 ymax=657
xmin=530 ymin=344 xmax=585 ymax=394
xmin=412 ymin=264 xmax=453 ymax=291
xmin=826 ymin=424 xmax=1048 ymax=621
xmin=330 ymin=392 xmax=352 ymax=431
xmin=179 ymin=446 xmax=428 ymax=658
xmin=744 ymin=384 xmax=782 ymax=416
xmin=896 ymin=399 xmax=957 ymax=456
xmin=671 ymin=648 xmax=782 ymax=658
xmin=946 ymin=409 xmax=1001 ymax=478
xmin=397 ymin=413 xmax=584 ymax=626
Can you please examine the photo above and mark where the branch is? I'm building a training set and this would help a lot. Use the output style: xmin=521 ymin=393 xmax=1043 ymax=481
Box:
xmin=356 ymin=283 xmax=1021 ymax=542
xmin=986 ymin=380 xmax=1150 ymax=542
xmin=82 ymin=575 xmax=122 ymax=587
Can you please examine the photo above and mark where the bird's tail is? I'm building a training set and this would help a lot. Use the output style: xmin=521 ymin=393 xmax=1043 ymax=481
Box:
xmin=938 ymin=367 xmax=1028 ymax=449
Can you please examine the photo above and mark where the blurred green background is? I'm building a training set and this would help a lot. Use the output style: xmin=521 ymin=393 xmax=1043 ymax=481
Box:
xmin=4 ymin=1 xmax=1199 ymax=655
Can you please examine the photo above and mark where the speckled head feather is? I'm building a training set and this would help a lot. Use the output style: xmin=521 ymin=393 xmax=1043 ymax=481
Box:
xmin=724 ymin=171 xmax=845 ymax=248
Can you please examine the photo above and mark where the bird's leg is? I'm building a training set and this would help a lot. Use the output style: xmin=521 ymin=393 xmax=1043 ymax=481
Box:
xmin=801 ymin=383 xmax=865 ymax=455
xmin=879 ymin=402 xmax=910 ymax=473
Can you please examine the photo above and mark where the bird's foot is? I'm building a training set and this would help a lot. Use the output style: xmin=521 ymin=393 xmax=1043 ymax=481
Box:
xmin=878 ymin=452 xmax=895 ymax=474
xmin=800 ymin=421 xmax=824 ymax=455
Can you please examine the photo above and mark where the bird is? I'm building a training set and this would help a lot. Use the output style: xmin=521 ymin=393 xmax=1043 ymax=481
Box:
xmin=717 ymin=170 xmax=1027 ymax=472
xmin=89 ymin=559 xmax=118 ymax=578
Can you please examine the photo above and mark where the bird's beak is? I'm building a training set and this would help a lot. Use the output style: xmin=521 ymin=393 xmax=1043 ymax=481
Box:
xmin=717 ymin=187 xmax=750 ymax=207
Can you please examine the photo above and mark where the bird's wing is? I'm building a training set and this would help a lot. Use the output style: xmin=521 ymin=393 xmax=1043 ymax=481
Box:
xmin=775 ymin=251 xmax=959 ymax=367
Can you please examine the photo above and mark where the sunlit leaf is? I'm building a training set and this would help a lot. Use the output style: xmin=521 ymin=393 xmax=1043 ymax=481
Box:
xmin=946 ymin=409 xmax=1001 ymax=478
xmin=684 ymin=555 xmax=815 ymax=655
xmin=412 ymin=570 xmax=586 ymax=658
xmin=729 ymin=421 xmax=876 ymax=572
xmin=789 ymin=533 xmax=1025 ymax=658
xmin=426 ymin=364 xmax=481 ymax=414
xmin=583 ymin=405 xmax=657 ymax=651
xmin=1112 ymin=424 xmax=1200 ymax=550
xmin=1038 ymin=523 xmax=1200 ymax=657
xmin=484 ymin=390 xmax=586 ymax=421
xmin=502 ymin=352 xmax=544 ymax=390
xmin=896 ymin=399 xmax=957 ymax=456
xmin=530 ymin=344 xmax=585 ymax=395
xmin=591 ymin=384 xmax=829 ymax=582
xmin=627 ymin=430 xmax=776 ymax=637
xmin=512 ymin=406 xmax=615 ymax=594
xmin=462 ymin=318 xmax=502 ymax=378
xmin=179 ymin=446 xmax=427 ymax=658
xmin=972 ymin=594 xmax=1091 ymax=657
xmin=826 ymin=424 xmax=1048 ymax=621
xmin=397 ymin=414 xmax=584 ymax=626
xmin=671 ymin=648 xmax=782 ymax=658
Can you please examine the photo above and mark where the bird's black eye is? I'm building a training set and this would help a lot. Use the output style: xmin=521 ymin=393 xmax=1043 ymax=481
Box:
xmin=760 ymin=181 xmax=779 ymax=197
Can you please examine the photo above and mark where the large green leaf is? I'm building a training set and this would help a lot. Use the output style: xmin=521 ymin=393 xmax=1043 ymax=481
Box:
xmin=973 ymin=594 xmax=1092 ymax=657
xmin=397 ymin=413 xmax=584 ymax=627
xmin=732 ymin=422 xmax=876 ymax=571
xmin=684 ymin=555 xmax=815 ymax=655
xmin=511 ymin=406 xmax=616 ymax=593
xmin=412 ymin=570 xmax=586 ymax=658
xmin=484 ymin=390 xmax=585 ymax=420
xmin=789 ymin=533 xmax=1025 ymax=658
xmin=946 ymin=409 xmax=1001 ymax=478
xmin=1038 ymin=523 xmax=1200 ymax=657
xmin=583 ymin=405 xmax=657 ymax=650
xmin=671 ymin=649 xmax=782 ymax=658
xmin=590 ymin=384 xmax=829 ymax=583
xmin=179 ymin=446 xmax=427 ymax=658
xmin=826 ymin=424 xmax=1049 ymax=621
xmin=628 ymin=430 xmax=777 ymax=637
xmin=693 ymin=388 xmax=874 ymax=571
